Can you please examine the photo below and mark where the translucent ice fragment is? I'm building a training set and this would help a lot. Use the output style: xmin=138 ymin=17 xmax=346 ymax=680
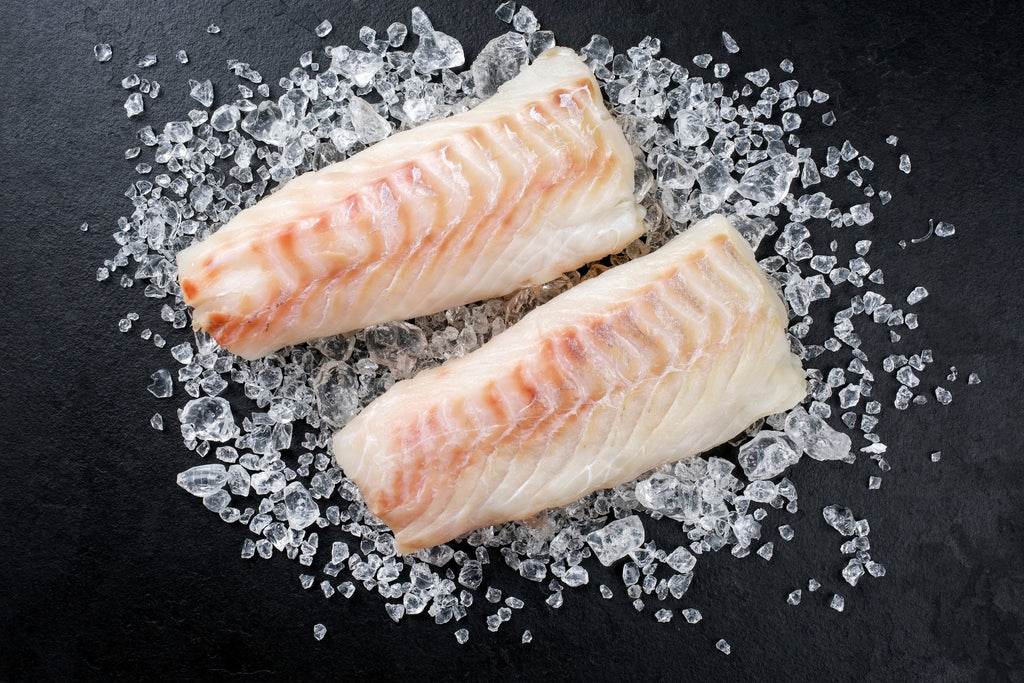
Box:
xmin=471 ymin=32 xmax=529 ymax=98
xmin=586 ymin=516 xmax=645 ymax=566
xmin=784 ymin=406 xmax=853 ymax=463
xmin=177 ymin=464 xmax=228 ymax=496
xmin=179 ymin=397 xmax=238 ymax=441
xmin=823 ymin=505 xmax=857 ymax=536
xmin=738 ymin=431 xmax=801 ymax=480
xmin=147 ymin=369 xmax=173 ymax=398
xmin=315 ymin=20 xmax=332 ymax=37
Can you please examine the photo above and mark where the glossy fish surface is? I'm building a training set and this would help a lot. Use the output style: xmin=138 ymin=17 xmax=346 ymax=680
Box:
xmin=333 ymin=215 xmax=807 ymax=554
xmin=177 ymin=47 xmax=644 ymax=360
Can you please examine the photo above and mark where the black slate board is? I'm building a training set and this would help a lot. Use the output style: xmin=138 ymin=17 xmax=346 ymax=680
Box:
xmin=2 ymin=1 xmax=1023 ymax=679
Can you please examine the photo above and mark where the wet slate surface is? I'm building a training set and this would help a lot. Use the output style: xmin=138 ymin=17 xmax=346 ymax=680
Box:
xmin=1 ymin=1 xmax=1022 ymax=680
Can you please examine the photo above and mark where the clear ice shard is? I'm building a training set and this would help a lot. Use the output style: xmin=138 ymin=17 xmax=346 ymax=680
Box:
xmin=665 ymin=546 xmax=697 ymax=573
xmin=784 ymin=405 xmax=854 ymax=463
xmin=364 ymin=322 xmax=427 ymax=380
xmin=907 ymin=286 xmax=929 ymax=305
xmin=179 ymin=397 xmax=238 ymax=441
xmin=738 ymin=431 xmax=801 ymax=480
xmin=312 ymin=361 xmax=361 ymax=429
xmin=822 ymin=505 xmax=857 ymax=536
xmin=347 ymin=96 xmax=392 ymax=144
xmin=94 ymin=44 xmax=112 ymax=62
xmin=471 ymin=32 xmax=530 ymax=98
xmin=330 ymin=46 xmax=384 ymax=88
xmin=721 ymin=31 xmax=740 ymax=53
xmin=177 ymin=464 xmax=228 ymax=496
xmin=283 ymin=482 xmax=319 ymax=529
xmin=125 ymin=93 xmax=144 ymax=117
xmin=561 ymin=565 xmax=589 ymax=587
xmin=189 ymin=79 xmax=214 ymax=107
xmin=210 ymin=104 xmax=240 ymax=132
xmin=147 ymin=369 xmax=173 ymax=398
xmin=737 ymin=157 xmax=798 ymax=205
xmin=315 ymin=20 xmax=333 ymax=37
xmin=674 ymin=109 xmax=709 ymax=147
xmin=410 ymin=7 xmax=464 ymax=74
xmin=586 ymin=516 xmax=645 ymax=566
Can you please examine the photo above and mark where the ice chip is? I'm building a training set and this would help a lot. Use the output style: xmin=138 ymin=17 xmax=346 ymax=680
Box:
xmin=674 ymin=109 xmax=709 ymax=147
xmin=179 ymin=397 xmax=238 ymax=441
xmin=842 ymin=559 xmax=865 ymax=586
xmin=737 ymin=158 xmax=797 ymax=205
xmin=907 ymin=286 xmax=929 ymax=305
xmin=744 ymin=480 xmax=778 ymax=503
xmin=313 ymin=361 xmax=361 ymax=429
xmin=581 ymin=35 xmax=614 ymax=65
xmin=125 ymin=93 xmax=144 ymax=118
xmin=738 ymin=431 xmax=801 ymax=480
xmin=410 ymin=8 xmax=464 ymax=74
xmin=519 ymin=559 xmax=547 ymax=582
xmin=348 ymin=96 xmax=393 ymax=144
xmin=721 ymin=31 xmax=740 ymax=53
xmin=210 ymin=104 xmax=240 ymax=132
xmin=823 ymin=505 xmax=857 ymax=536
xmin=177 ymin=464 xmax=228 ymax=496
xmin=331 ymin=46 xmax=384 ymax=88
xmin=203 ymin=489 xmax=230 ymax=513
xmin=784 ymin=406 xmax=854 ymax=463
xmin=147 ymin=369 xmax=173 ymax=398
xmin=94 ymin=44 xmax=112 ymax=62
xmin=561 ymin=565 xmax=589 ymax=587
xmin=189 ymin=79 xmax=214 ymax=107
xmin=512 ymin=6 xmax=540 ymax=33
xmin=586 ymin=515 xmax=645 ymax=566
xmin=471 ymin=33 xmax=529 ymax=98
xmin=664 ymin=546 xmax=696 ymax=574
xmin=283 ymin=482 xmax=319 ymax=529
xmin=314 ymin=20 xmax=333 ymax=37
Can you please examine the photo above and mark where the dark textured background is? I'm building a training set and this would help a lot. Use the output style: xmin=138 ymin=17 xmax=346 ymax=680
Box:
xmin=2 ymin=1 xmax=1022 ymax=680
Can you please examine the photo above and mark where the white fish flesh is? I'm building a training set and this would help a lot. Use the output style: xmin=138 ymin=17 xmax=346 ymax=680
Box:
xmin=176 ymin=47 xmax=644 ymax=360
xmin=333 ymin=215 xmax=806 ymax=553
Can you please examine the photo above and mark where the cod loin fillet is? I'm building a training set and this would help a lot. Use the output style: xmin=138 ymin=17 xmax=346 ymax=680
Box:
xmin=333 ymin=215 xmax=807 ymax=554
xmin=177 ymin=47 xmax=645 ymax=360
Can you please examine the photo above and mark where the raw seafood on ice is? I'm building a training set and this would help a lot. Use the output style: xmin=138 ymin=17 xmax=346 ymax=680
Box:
xmin=177 ymin=47 xmax=644 ymax=360
xmin=334 ymin=215 xmax=807 ymax=553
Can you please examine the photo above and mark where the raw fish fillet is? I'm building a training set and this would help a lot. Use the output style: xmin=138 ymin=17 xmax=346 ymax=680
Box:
xmin=177 ymin=47 xmax=644 ymax=360
xmin=333 ymin=215 xmax=807 ymax=553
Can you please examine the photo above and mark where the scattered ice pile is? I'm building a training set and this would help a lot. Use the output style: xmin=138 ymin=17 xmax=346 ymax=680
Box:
xmin=90 ymin=3 xmax=977 ymax=650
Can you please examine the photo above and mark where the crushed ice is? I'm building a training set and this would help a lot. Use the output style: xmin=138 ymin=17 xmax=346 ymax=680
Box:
xmin=88 ymin=3 xmax=972 ymax=649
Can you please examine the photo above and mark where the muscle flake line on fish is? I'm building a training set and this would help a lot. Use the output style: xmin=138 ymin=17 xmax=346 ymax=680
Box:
xmin=333 ymin=215 xmax=807 ymax=554
xmin=176 ymin=48 xmax=645 ymax=360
